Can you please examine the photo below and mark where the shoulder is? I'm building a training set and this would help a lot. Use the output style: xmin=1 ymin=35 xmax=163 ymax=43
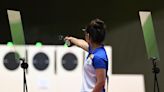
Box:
xmin=92 ymin=55 xmax=107 ymax=69
xmin=94 ymin=47 xmax=108 ymax=61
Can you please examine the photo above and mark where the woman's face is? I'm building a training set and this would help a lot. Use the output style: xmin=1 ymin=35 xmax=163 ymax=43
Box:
xmin=84 ymin=32 xmax=90 ymax=43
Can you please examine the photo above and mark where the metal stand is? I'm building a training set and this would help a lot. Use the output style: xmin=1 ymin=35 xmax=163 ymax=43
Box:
xmin=151 ymin=57 xmax=160 ymax=92
xmin=20 ymin=58 xmax=28 ymax=92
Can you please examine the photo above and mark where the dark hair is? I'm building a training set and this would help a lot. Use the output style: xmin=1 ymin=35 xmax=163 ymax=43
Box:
xmin=85 ymin=18 xmax=106 ymax=44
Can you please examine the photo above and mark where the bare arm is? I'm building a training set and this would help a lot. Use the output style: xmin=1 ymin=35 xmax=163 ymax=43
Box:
xmin=92 ymin=69 xmax=106 ymax=92
xmin=64 ymin=36 xmax=89 ymax=51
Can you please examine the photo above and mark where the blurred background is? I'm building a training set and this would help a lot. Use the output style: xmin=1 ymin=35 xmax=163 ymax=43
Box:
xmin=0 ymin=0 xmax=164 ymax=92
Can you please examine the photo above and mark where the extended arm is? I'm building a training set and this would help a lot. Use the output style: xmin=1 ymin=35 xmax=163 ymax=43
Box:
xmin=65 ymin=36 xmax=89 ymax=51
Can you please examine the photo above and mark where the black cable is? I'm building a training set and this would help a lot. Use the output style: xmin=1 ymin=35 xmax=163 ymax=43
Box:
xmin=20 ymin=58 xmax=28 ymax=92
xmin=152 ymin=59 xmax=160 ymax=92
